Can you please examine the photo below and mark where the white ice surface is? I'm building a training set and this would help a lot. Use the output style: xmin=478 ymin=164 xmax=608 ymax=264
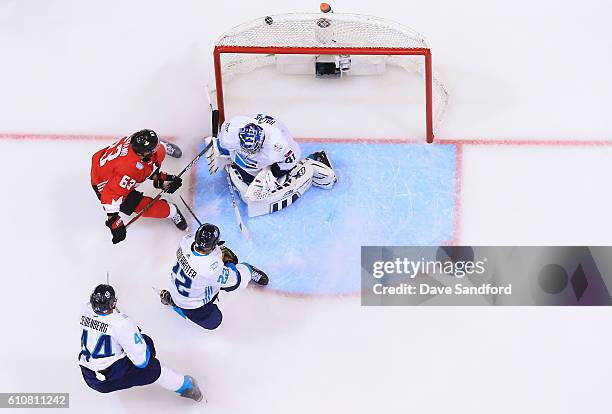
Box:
xmin=1 ymin=0 xmax=611 ymax=139
xmin=1 ymin=0 xmax=612 ymax=413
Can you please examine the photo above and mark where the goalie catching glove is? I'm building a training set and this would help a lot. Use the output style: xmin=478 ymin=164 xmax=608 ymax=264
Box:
xmin=205 ymin=136 xmax=231 ymax=175
xmin=151 ymin=170 xmax=182 ymax=193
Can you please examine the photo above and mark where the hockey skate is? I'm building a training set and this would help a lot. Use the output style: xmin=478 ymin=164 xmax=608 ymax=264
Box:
xmin=159 ymin=289 xmax=175 ymax=307
xmin=249 ymin=265 xmax=269 ymax=286
xmin=170 ymin=205 xmax=188 ymax=230
xmin=161 ymin=141 xmax=182 ymax=158
xmin=179 ymin=375 xmax=204 ymax=402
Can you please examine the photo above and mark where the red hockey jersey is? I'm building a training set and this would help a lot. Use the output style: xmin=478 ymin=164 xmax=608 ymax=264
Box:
xmin=91 ymin=136 xmax=166 ymax=214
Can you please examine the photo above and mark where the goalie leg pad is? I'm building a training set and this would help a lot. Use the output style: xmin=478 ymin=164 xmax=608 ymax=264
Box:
xmin=244 ymin=162 xmax=314 ymax=217
xmin=228 ymin=165 xmax=251 ymax=202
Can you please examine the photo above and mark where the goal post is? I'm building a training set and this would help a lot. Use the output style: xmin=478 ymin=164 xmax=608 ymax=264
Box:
xmin=213 ymin=12 xmax=447 ymax=143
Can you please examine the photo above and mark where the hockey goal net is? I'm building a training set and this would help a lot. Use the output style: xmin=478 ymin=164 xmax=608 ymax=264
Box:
xmin=213 ymin=12 xmax=448 ymax=143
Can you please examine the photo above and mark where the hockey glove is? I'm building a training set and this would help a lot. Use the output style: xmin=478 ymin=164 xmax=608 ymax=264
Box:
xmin=164 ymin=175 xmax=182 ymax=193
xmin=205 ymin=137 xmax=231 ymax=174
xmin=105 ymin=213 xmax=126 ymax=244
xmin=220 ymin=245 xmax=239 ymax=265
xmin=244 ymin=167 xmax=275 ymax=201
xmin=152 ymin=172 xmax=182 ymax=194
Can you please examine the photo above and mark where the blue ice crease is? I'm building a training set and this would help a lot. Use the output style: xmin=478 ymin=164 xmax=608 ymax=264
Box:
xmin=193 ymin=142 xmax=456 ymax=295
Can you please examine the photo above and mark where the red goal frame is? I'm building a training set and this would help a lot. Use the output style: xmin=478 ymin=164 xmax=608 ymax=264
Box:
xmin=213 ymin=45 xmax=435 ymax=143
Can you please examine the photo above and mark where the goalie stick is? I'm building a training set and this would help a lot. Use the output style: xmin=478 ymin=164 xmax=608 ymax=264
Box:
xmin=204 ymin=84 xmax=250 ymax=240
xmin=225 ymin=165 xmax=250 ymax=240
xmin=125 ymin=110 xmax=218 ymax=228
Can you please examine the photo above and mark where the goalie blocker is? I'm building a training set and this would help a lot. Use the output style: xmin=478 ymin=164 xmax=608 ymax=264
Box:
xmin=205 ymin=113 xmax=337 ymax=217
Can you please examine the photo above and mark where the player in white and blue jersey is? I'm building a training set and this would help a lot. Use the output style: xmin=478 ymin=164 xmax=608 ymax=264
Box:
xmin=159 ymin=223 xmax=269 ymax=330
xmin=79 ymin=284 xmax=203 ymax=402
xmin=206 ymin=113 xmax=337 ymax=217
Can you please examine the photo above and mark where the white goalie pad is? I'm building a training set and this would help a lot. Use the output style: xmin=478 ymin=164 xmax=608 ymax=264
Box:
xmin=229 ymin=162 xmax=314 ymax=217
xmin=304 ymin=157 xmax=337 ymax=189
xmin=227 ymin=165 xmax=250 ymax=198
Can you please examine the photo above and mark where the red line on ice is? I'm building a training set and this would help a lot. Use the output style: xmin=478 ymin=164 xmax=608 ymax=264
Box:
xmin=4 ymin=132 xmax=611 ymax=248
xmin=437 ymin=138 xmax=612 ymax=147
xmin=296 ymin=137 xmax=422 ymax=144
xmin=0 ymin=133 xmax=177 ymax=141
xmin=2 ymin=133 xmax=609 ymax=146
xmin=0 ymin=133 xmax=116 ymax=141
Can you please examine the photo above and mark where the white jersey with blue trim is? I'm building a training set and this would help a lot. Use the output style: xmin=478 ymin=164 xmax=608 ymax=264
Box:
xmin=217 ymin=113 xmax=301 ymax=176
xmin=168 ymin=233 xmax=248 ymax=309
xmin=78 ymin=303 xmax=150 ymax=372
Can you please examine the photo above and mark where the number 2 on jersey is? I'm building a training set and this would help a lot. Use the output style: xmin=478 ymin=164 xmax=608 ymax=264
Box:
xmin=172 ymin=262 xmax=192 ymax=297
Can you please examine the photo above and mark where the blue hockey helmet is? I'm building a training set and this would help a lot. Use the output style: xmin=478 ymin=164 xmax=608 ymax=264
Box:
xmin=90 ymin=284 xmax=117 ymax=314
xmin=238 ymin=123 xmax=265 ymax=154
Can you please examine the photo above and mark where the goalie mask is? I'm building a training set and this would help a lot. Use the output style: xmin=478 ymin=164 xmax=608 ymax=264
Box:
xmin=90 ymin=284 xmax=117 ymax=314
xmin=238 ymin=124 xmax=265 ymax=155
xmin=193 ymin=223 xmax=220 ymax=254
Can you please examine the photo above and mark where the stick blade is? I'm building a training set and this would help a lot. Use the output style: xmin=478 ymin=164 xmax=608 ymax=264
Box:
xmin=239 ymin=220 xmax=250 ymax=240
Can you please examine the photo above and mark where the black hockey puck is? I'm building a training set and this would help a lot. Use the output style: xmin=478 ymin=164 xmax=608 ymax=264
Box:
xmin=264 ymin=16 xmax=273 ymax=25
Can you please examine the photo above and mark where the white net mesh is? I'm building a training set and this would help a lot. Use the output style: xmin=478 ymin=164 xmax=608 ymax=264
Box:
xmin=216 ymin=13 xmax=429 ymax=49
xmin=213 ymin=12 xmax=448 ymax=136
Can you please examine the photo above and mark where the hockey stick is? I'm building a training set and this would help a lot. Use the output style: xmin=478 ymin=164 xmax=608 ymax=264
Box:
xmin=179 ymin=195 xmax=202 ymax=226
xmin=125 ymin=111 xmax=218 ymax=228
xmin=225 ymin=165 xmax=250 ymax=240
xmin=204 ymin=84 xmax=250 ymax=240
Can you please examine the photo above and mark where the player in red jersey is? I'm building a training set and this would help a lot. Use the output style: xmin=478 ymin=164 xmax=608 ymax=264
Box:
xmin=91 ymin=129 xmax=188 ymax=244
